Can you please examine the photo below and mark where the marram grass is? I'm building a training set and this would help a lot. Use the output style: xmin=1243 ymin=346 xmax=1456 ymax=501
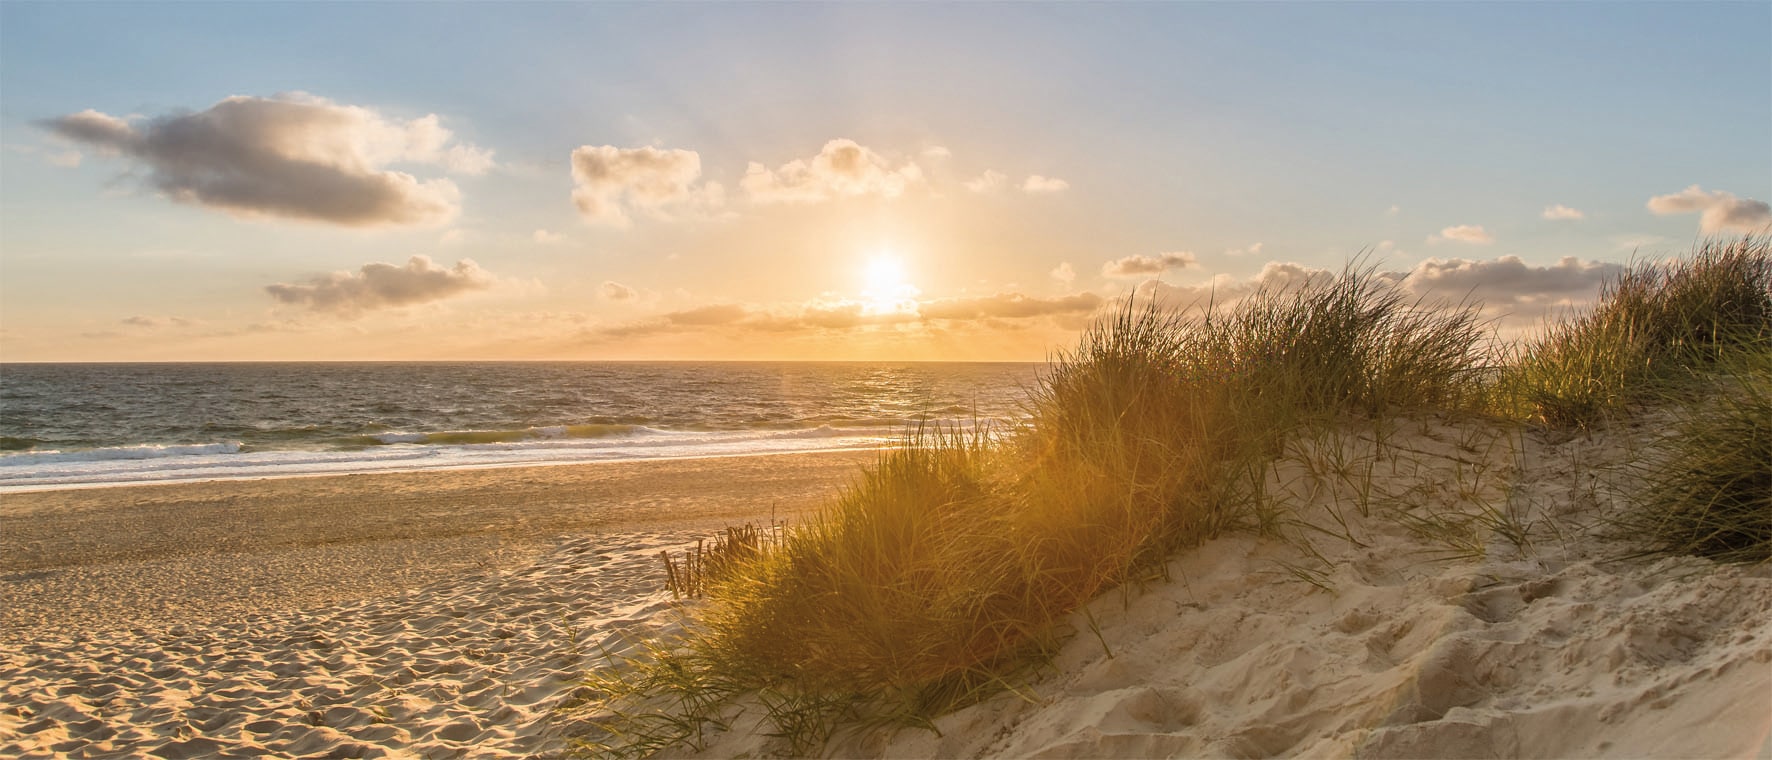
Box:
xmin=569 ymin=238 xmax=1772 ymax=758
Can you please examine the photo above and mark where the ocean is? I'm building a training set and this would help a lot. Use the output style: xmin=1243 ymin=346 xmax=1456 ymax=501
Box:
xmin=0 ymin=362 xmax=1043 ymax=491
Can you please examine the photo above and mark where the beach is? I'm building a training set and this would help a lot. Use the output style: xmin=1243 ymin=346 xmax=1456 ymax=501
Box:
xmin=0 ymin=450 xmax=874 ymax=758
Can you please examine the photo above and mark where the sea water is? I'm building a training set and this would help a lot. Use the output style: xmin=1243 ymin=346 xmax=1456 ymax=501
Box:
xmin=0 ymin=362 xmax=1042 ymax=491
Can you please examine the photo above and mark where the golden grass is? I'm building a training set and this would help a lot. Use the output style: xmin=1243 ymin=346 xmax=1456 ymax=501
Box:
xmin=571 ymin=236 xmax=1772 ymax=758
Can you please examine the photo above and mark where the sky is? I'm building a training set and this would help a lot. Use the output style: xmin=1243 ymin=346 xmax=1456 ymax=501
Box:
xmin=1 ymin=1 xmax=1767 ymax=362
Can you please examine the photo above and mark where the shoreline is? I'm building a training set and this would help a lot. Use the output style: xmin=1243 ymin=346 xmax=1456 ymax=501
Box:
xmin=1 ymin=449 xmax=874 ymax=642
xmin=0 ymin=443 xmax=892 ymax=495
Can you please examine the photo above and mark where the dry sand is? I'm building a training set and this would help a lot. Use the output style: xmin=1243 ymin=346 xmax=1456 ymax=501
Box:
xmin=0 ymin=450 xmax=874 ymax=758
xmin=663 ymin=418 xmax=1772 ymax=759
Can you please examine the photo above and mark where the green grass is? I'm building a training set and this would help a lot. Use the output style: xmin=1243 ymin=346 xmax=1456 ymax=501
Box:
xmin=568 ymin=238 xmax=1772 ymax=757
xmin=1616 ymin=344 xmax=1772 ymax=565
xmin=1508 ymin=236 xmax=1772 ymax=428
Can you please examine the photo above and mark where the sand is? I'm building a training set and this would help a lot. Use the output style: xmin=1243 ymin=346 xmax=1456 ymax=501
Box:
xmin=657 ymin=418 xmax=1772 ymax=758
xmin=7 ymin=419 xmax=1772 ymax=759
xmin=0 ymin=450 xmax=874 ymax=758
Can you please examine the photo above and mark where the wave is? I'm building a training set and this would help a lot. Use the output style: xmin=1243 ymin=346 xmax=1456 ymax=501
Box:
xmin=351 ymin=423 xmax=652 ymax=447
xmin=0 ymin=441 xmax=244 ymax=466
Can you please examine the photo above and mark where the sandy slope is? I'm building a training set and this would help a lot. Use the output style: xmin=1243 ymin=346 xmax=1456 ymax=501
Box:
xmin=675 ymin=418 xmax=1772 ymax=758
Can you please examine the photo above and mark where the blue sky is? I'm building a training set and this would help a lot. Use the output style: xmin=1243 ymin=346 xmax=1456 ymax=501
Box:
xmin=2 ymin=2 xmax=1767 ymax=360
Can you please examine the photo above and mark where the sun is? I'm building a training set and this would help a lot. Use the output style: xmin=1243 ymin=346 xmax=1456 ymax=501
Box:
xmin=860 ymin=249 xmax=919 ymax=315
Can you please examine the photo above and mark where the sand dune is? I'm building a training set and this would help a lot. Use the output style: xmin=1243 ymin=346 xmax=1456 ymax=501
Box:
xmin=665 ymin=418 xmax=1772 ymax=758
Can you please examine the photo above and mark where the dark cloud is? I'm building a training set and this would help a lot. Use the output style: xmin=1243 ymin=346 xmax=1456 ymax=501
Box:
xmin=1102 ymin=252 xmax=1197 ymax=278
xmin=41 ymin=94 xmax=488 ymax=227
xmin=266 ymin=256 xmax=492 ymax=316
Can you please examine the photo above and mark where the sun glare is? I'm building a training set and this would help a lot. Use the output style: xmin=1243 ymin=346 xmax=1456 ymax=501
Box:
xmin=861 ymin=249 xmax=919 ymax=315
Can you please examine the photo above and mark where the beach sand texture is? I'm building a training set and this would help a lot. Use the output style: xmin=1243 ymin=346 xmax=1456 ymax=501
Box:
xmin=654 ymin=418 xmax=1772 ymax=759
xmin=5 ymin=421 xmax=1772 ymax=759
xmin=0 ymin=451 xmax=873 ymax=758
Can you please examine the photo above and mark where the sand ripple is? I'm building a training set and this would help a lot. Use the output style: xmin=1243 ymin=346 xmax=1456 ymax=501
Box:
xmin=0 ymin=532 xmax=696 ymax=759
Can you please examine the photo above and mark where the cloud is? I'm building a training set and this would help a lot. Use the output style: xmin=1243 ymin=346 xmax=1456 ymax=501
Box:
xmin=1224 ymin=242 xmax=1264 ymax=257
xmin=964 ymin=170 xmax=1007 ymax=193
xmin=1399 ymin=255 xmax=1622 ymax=309
xmin=600 ymin=281 xmax=638 ymax=302
xmin=741 ymin=139 xmax=923 ymax=203
xmin=1542 ymin=204 xmax=1585 ymax=221
xmin=922 ymin=146 xmax=952 ymax=159
xmin=1136 ymin=254 xmax=1623 ymax=332
xmin=570 ymin=145 xmax=723 ymax=226
xmin=265 ymin=255 xmax=492 ymax=316
xmin=918 ymin=292 xmax=1103 ymax=321
xmin=1021 ymin=175 xmax=1069 ymax=194
xmin=121 ymin=315 xmax=198 ymax=328
xmin=1050 ymin=262 xmax=1076 ymax=284
xmin=1430 ymin=225 xmax=1494 ymax=244
xmin=1646 ymin=185 xmax=1772 ymax=233
xmin=1102 ymin=251 xmax=1198 ymax=278
xmin=595 ymin=290 xmax=1107 ymax=340
xmin=41 ymin=93 xmax=490 ymax=227
xmin=1385 ymin=205 xmax=1401 ymax=216
xmin=533 ymin=229 xmax=563 ymax=244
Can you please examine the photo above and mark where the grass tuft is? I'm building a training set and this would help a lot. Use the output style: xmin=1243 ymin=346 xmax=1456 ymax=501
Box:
xmin=1617 ymin=345 xmax=1772 ymax=564
xmin=1509 ymin=236 xmax=1772 ymax=428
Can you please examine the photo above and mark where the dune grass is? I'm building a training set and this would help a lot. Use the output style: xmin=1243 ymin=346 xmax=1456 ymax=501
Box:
xmin=571 ymin=238 xmax=1772 ymax=757
xmin=1508 ymin=237 xmax=1772 ymax=428
xmin=1616 ymin=344 xmax=1772 ymax=565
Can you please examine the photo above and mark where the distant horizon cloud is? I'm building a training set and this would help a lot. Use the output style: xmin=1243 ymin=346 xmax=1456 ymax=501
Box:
xmin=1542 ymin=204 xmax=1585 ymax=221
xmin=741 ymin=139 xmax=923 ymax=203
xmin=1102 ymin=251 xmax=1197 ymax=278
xmin=1050 ymin=261 xmax=1077 ymax=284
xmin=41 ymin=93 xmax=490 ymax=227
xmin=1136 ymin=253 xmax=1623 ymax=331
xmin=1430 ymin=225 xmax=1494 ymax=244
xmin=1646 ymin=185 xmax=1772 ymax=233
xmin=594 ymin=290 xmax=1104 ymax=340
xmin=265 ymin=255 xmax=492 ymax=316
xmin=533 ymin=229 xmax=563 ymax=244
xmin=570 ymin=145 xmax=723 ymax=226
xmin=1224 ymin=242 xmax=1264 ymax=257
xmin=1021 ymin=175 xmax=1069 ymax=193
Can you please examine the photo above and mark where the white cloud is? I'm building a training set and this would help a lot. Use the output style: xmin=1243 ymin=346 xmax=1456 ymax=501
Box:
xmin=533 ymin=229 xmax=563 ymax=244
xmin=1646 ymin=185 xmax=1772 ymax=234
xmin=265 ymin=255 xmax=493 ymax=316
xmin=1430 ymin=225 xmax=1494 ymax=244
xmin=1542 ymin=204 xmax=1585 ymax=221
xmin=1102 ymin=251 xmax=1197 ymax=278
xmin=964 ymin=170 xmax=1007 ymax=193
xmin=1385 ymin=205 xmax=1401 ymax=216
xmin=570 ymin=145 xmax=724 ymax=227
xmin=1224 ymin=242 xmax=1264 ymax=257
xmin=1050 ymin=262 xmax=1076 ymax=285
xmin=600 ymin=281 xmax=639 ymax=302
xmin=741 ymin=139 xmax=923 ymax=203
xmin=1022 ymin=175 xmax=1069 ymax=194
xmin=41 ymin=93 xmax=490 ymax=227
xmin=922 ymin=146 xmax=952 ymax=159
